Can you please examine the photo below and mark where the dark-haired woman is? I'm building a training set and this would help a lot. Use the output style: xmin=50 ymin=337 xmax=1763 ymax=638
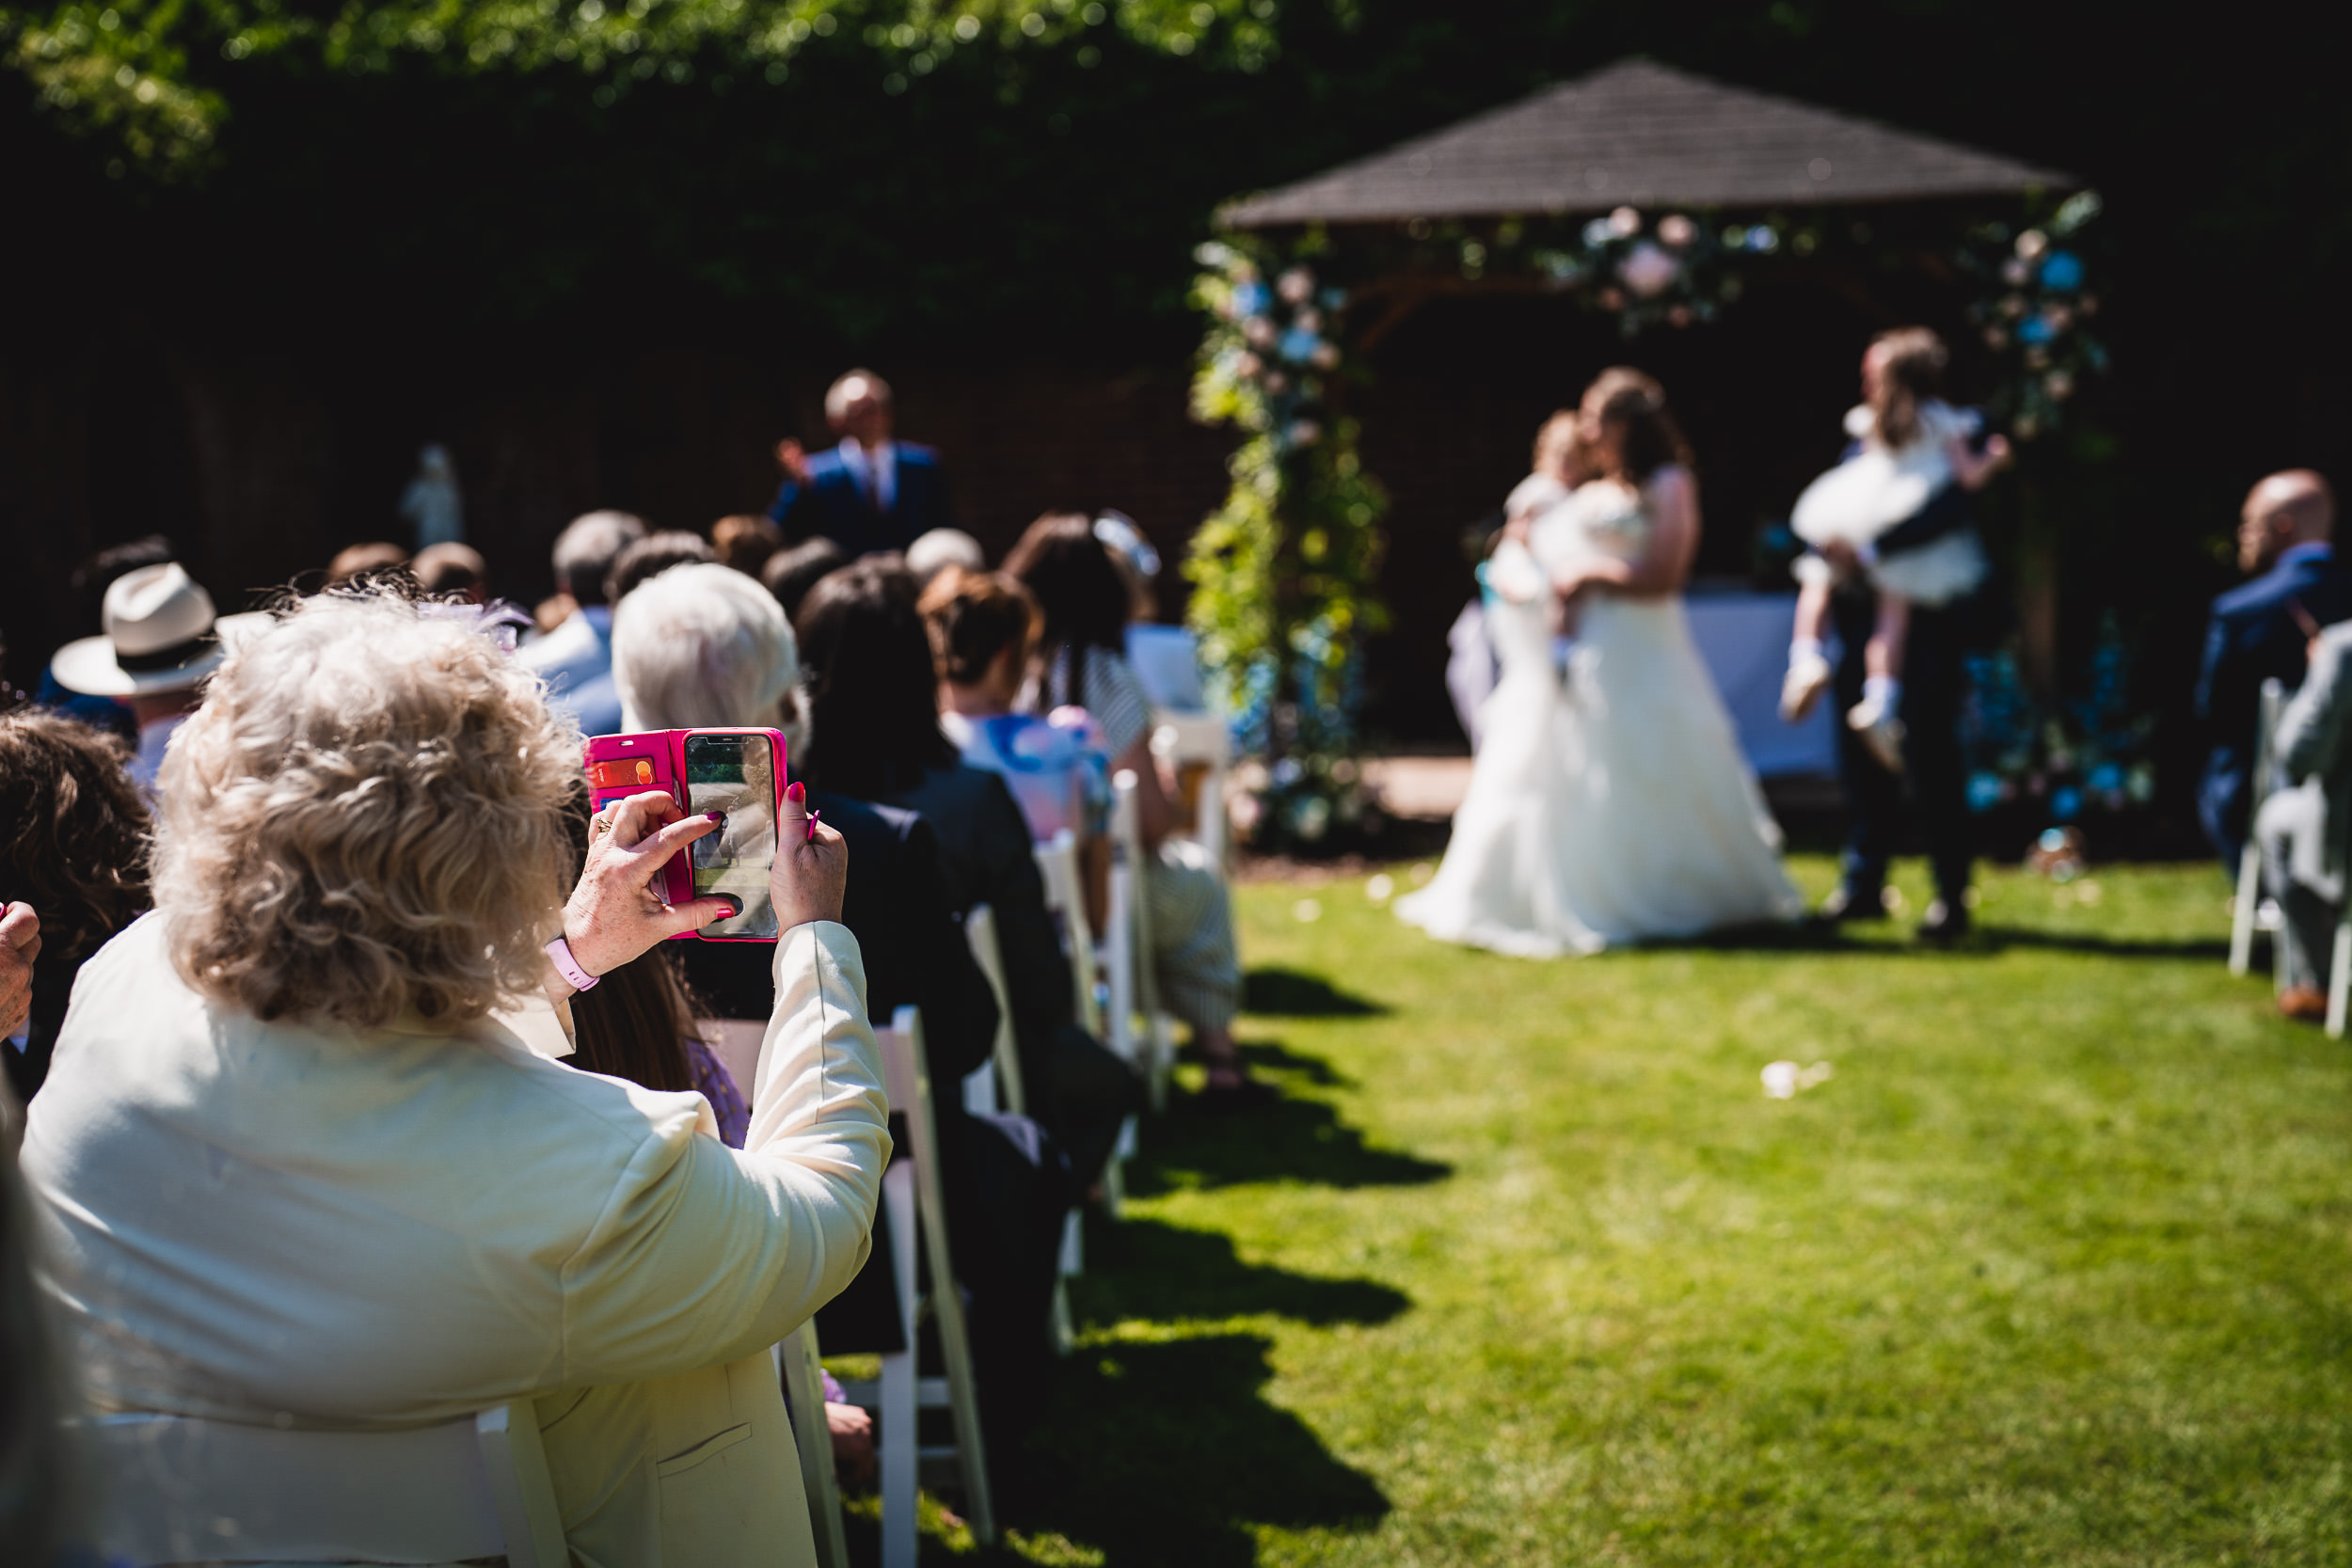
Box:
xmin=794 ymin=556 xmax=1095 ymax=1471
xmin=1003 ymin=515 xmax=1255 ymax=1100
xmin=1397 ymin=369 xmax=1802 ymax=954
xmin=797 ymin=559 xmax=1139 ymax=1185
xmin=0 ymin=711 xmax=151 ymax=1105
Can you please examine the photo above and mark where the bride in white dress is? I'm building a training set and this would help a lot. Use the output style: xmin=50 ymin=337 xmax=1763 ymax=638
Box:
xmin=1398 ymin=369 xmax=1802 ymax=955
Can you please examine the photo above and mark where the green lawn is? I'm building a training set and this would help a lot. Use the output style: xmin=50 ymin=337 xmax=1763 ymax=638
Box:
xmin=889 ymin=857 xmax=2352 ymax=1566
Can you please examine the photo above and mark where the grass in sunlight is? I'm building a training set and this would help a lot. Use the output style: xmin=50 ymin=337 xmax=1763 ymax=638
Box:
xmin=850 ymin=856 xmax=2352 ymax=1566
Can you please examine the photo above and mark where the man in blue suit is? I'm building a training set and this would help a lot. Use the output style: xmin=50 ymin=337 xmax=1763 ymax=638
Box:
xmin=2197 ymin=469 xmax=2347 ymax=869
xmin=768 ymin=369 xmax=956 ymax=559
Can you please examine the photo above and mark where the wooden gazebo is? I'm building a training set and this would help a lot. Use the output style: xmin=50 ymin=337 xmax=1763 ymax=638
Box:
xmin=1184 ymin=60 xmax=2095 ymax=800
xmin=1223 ymin=59 xmax=2068 ymax=228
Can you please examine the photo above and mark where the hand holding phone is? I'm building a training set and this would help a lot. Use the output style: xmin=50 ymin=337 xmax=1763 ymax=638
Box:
xmin=583 ymin=727 xmax=792 ymax=942
xmin=771 ymin=781 xmax=850 ymax=931
xmin=561 ymin=794 xmax=738 ymax=979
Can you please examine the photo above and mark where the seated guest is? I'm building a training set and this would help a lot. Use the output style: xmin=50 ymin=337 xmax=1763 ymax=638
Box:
xmin=48 ymin=562 xmax=241 ymax=802
xmin=801 ymin=560 xmax=1139 ymax=1188
xmin=411 ymin=540 xmax=488 ymax=603
xmin=0 ymin=712 xmax=150 ymax=1105
xmin=1006 ymin=513 xmax=1260 ymax=1101
xmin=765 ymin=536 xmax=847 ymax=624
xmin=37 ymin=535 xmax=177 ymax=743
xmin=325 ymin=539 xmax=409 ymax=585
xmin=612 ymin=561 xmax=1067 ymax=1466
xmin=769 ymin=370 xmax=955 ymax=558
xmin=2259 ymin=617 xmax=2352 ymax=1021
xmin=925 ymin=567 xmax=1105 ymax=846
xmin=517 ymin=509 xmax=644 ymax=736
xmin=21 ymin=587 xmax=884 ymax=1563
xmin=2198 ymin=470 xmax=2349 ymax=869
xmin=606 ymin=528 xmax=716 ymax=606
xmin=713 ymin=513 xmax=785 ymax=578
xmin=907 ymin=527 xmax=986 ymax=586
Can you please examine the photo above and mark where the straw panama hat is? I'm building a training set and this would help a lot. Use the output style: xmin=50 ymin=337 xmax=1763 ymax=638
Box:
xmin=51 ymin=562 xmax=260 ymax=697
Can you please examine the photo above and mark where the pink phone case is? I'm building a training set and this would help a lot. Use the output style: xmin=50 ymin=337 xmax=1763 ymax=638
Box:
xmin=582 ymin=727 xmax=789 ymax=942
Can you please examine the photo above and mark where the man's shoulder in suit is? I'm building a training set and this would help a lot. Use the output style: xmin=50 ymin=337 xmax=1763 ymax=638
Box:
xmin=894 ymin=441 xmax=942 ymax=468
xmin=2212 ymin=547 xmax=2346 ymax=623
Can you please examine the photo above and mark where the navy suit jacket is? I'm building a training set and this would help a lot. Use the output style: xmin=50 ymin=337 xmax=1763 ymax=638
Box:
xmin=2196 ymin=542 xmax=2352 ymax=859
xmin=767 ymin=440 xmax=954 ymax=558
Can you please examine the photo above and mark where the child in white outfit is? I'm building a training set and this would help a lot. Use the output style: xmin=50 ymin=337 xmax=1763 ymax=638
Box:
xmin=1781 ymin=327 xmax=2011 ymax=771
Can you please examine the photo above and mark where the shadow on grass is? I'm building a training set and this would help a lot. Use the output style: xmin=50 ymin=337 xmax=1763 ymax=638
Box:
xmin=1072 ymin=1214 xmax=1410 ymax=1329
xmin=1127 ymin=1054 xmax=1453 ymax=1197
xmin=1972 ymin=926 xmax=2232 ymax=960
xmin=839 ymin=1220 xmax=1401 ymax=1564
xmin=1640 ymin=919 xmax=2229 ymax=962
xmin=1012 ymin=1330 xmax=1391 ymax=1564
xmin=1242 ymin=966 xmax=1390 ymax=1017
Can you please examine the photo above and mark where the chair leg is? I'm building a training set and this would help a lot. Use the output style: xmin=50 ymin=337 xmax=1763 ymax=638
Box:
xmin=2329 ymin=919 xmax=2352 ymax=1039
xmin=878 ymin=1164 xmax=920 ymax=1568
xmin=780 ymin=1327 xmax=851 ymax=1568
xmin=2231 ymin=844 xmax=2263 ymax=976
xmin=926 ymin=1261 xmax=996 ymax=1546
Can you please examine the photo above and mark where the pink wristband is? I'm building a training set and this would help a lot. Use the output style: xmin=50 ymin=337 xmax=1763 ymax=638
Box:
xmin=545 ymin=935 xmax=600 ymax=991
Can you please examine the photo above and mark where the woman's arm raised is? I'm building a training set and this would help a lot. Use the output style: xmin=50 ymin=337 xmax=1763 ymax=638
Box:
xmin=551 ymin=784 xmax=890 ymax=1386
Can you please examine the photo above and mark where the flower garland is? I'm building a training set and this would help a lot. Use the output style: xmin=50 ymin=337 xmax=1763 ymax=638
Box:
xmin=1955 ymin=190 xmax=2107 ymax=440
xmin=1187 ymin=236 xmax=1390 ymax=848
xmin=1524 ymin=206 xmax=1770 ymax=337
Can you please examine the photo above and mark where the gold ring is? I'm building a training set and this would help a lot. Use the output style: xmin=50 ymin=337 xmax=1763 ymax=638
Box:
xmin=590 ymin=812 xmax=615 ymax=838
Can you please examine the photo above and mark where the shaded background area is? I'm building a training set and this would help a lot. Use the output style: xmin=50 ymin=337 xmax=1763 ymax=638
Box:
xmin=5 ymin=0 xmax=2345 ymax=837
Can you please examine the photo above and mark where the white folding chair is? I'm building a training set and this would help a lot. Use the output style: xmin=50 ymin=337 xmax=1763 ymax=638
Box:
xmin=834 ymin=1006 xmax=994 ymax=1568
xmin=777 ymin=1322 xmax=851 ymax=1568
xmin=2327 ymin=765 xmax=2352 ymax=1039
xmin=1108 ymin=769 xmax=1179 ymax=1116
xmin=961 ymin=904 xmax=1026 ymax=1117
xmin=1034 ymin=830 xmax=1105 ymax=1040
xmin=2233 ymin=677 xmax=2290 ymax=976
xmin=1152 ymin=712 xmax=1233 ymax=868
xmin=81 ymin=1403 xmax=565 ymax=1567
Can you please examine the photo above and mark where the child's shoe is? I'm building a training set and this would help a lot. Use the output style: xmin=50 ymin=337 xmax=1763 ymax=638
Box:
xmin=1779 ymin=651 xmax=1834 ymax=721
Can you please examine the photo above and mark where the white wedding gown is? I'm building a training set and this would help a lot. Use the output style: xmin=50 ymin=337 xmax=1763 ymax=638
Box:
xmin=1397 ymin=476 xmax=1802 ymax=956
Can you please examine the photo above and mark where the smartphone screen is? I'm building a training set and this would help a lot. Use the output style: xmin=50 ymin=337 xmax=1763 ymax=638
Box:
xmin=683 ymin=733 xmax=780 ymax=939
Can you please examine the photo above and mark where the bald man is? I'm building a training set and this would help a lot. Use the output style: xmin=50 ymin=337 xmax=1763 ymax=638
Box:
xmin=2197 ymin=470 xmax=2348 ymax=868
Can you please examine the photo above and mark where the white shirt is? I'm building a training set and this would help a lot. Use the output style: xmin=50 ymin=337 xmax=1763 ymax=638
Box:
xmin=837 ymin=437 xmax=898 ymax=513
xmin=132 ymin=710 xmax=189 ymax=802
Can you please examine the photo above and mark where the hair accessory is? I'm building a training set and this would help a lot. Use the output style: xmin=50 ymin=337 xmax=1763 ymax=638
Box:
xmin=1093 ymin=511 xmax=1162 ymax=578
xmin=545 ymin=934 xmax=600 ymax=991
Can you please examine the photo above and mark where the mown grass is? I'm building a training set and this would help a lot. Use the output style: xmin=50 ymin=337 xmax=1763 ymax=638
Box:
xmin=871 ymin=857 xmax=2352 ymax=1566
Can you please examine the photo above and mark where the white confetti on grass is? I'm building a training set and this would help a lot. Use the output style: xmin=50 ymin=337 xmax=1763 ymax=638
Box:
xmin=1762 ymin=1060 xmax=1836 ymax=1100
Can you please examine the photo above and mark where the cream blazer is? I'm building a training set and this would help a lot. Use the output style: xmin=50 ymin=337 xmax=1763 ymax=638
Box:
xmin=22 ymin=912 xmax=890 ymax=1567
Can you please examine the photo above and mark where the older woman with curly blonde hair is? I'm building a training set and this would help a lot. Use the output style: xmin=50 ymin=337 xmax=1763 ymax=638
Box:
xmin=20 ymin=588 xmax=885 ymax=1567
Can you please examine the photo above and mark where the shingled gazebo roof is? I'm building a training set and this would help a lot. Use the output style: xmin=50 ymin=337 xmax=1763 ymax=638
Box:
xmin=1220 ymin=60 xmax=2074 ymax=229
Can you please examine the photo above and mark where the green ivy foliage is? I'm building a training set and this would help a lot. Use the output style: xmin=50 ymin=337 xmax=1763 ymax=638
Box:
xmin=1187 ymin=233 xmax=1387 ymax=847
xmin=4 ymin=0 xmax=1283 ymax=170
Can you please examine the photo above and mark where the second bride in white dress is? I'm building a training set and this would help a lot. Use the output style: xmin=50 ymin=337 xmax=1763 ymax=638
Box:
xmin=1398 ymin=370 xmax=1802 ymax=956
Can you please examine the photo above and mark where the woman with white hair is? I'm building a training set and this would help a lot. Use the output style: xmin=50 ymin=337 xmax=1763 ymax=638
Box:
xmin=613 ymin=560 xmax=807 ymax=736
xmin=21 ymin=587 xmax=882 ymax=1567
